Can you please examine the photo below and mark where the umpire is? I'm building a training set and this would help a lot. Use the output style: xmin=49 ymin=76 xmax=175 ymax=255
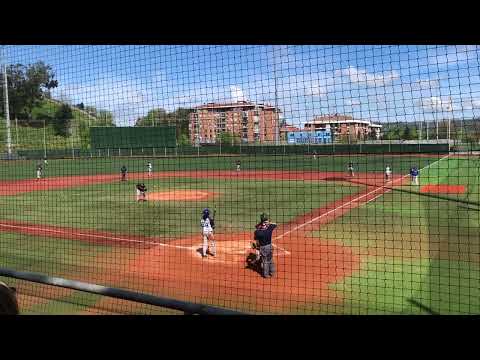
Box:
xmin=254 ymin=213 xmax=277 ymax=279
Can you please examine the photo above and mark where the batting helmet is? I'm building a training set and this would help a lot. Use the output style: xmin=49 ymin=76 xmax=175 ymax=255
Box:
xmin=260 ymin=213 xmax=269 ymax=222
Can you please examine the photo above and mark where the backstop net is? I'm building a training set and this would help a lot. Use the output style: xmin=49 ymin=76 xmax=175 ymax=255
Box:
xmin=0 ymin=45 xmax=479 ymax=315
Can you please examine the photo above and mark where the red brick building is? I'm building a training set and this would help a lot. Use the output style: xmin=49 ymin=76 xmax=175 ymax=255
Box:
xmin=189 ymin=101 xmax=280 ymax=144
xmin=304 ymin=114 xmax=382 ymax=141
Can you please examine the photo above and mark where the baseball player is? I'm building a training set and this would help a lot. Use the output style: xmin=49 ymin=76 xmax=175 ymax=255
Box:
xmin=235 ymin=160 xmax=241 ymax=172
xmin=348 ymin=162 xmax=355 ymax=177
xmin=385 ymin=165 xmax=392 ymax=181
xmin=36 ymin=163 xmax=43 ymax=180
xmin=121 ymin=165 xmax=127 ymax=181
xmin=43 ymin=157 xmax=48 ymax=165
xmin=410 ymin=166 xmax=419 ymax=186
xmin=254 ymin=213 xmax=277 ymax=279
xmin=313 ymin=150 xmax=317 ymax=160
xmin=136 ymin=183 xmax=147 ymax=202
xmin=200 ymin=208 xmax=216 ymax=258
xmin=147 ymin=162 xmax=153 ymax=177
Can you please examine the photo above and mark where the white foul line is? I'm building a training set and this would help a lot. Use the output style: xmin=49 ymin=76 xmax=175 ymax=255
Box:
xmin=0 ymin=223 xmax=193 ymax=250
xmin=274 ymin=152 xmax=451 ymax=242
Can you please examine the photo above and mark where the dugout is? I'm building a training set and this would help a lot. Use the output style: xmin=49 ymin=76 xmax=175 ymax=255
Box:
xmin=90 ymin=126 xmax=176 ymax=149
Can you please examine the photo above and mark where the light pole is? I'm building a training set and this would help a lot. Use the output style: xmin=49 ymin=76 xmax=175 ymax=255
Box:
xmin=272 ymin=45 xmax=280 ymax=145
xmin=1 ymin=46 xmax=12 ymax=157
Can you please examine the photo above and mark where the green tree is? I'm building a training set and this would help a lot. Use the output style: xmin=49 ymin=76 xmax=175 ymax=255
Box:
xmin=135 ymin=107 xmax=193 ymax=140
xmin=1 ymin=62 xmax=58 ymax=121
xmin=217 ymin=131 xmax=241 ymax=145
xmin=53 ymin=104 xmax=73 ymax=136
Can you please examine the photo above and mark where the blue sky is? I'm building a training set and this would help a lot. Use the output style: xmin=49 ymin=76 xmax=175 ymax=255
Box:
xmin=4 ymin=45 xmax=480 ymax=126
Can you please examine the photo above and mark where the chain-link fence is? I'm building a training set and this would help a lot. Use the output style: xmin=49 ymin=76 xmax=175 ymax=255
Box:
xmin=1 ymin=45 xmax=479 ymax=314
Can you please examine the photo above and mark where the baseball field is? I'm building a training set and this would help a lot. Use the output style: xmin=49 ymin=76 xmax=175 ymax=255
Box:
xmin=0 ymin=153 xmax=479 ymax=314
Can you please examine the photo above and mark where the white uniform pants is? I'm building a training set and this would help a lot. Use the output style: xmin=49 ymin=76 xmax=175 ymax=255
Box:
xmin=202 ymin=232 xmax=215 ymax=256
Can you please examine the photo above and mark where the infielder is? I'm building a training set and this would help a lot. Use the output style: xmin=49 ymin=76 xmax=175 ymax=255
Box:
xmin=136 ymin=183 xmax=147 ymax=202
xmin=147 ymin=162 xmax=153 ymax=177
xmin=410 ymin=166 xmax=419 ymax=185
xmin=121 ymin=165 xmax=127 ymax=181
xmin=200 ymin=208 xmax=216 ymax=258
xmin=385 ymin=165 xmax=392 ymax=181
xmin=36 ymin=163 xmax=43 ymax=180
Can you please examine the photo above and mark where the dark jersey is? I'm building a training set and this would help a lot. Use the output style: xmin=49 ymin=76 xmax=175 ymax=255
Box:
xmin=254 ymin=223 xmax=277 ymax=247
xmin=121 ymin=166 xmax=127 ymax=174
xmin=136 ymin=184 xmax=147 ymax=192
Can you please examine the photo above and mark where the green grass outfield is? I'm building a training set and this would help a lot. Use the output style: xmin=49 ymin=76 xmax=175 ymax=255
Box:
xmin=0 ymin=153 xmax=439 ymax=181
xmin=1 ymin=153 xmax=478 ymax=314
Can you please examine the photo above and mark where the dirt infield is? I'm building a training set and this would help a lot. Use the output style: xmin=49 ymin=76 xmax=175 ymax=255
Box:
xmin=0 ymin=170 xmax=406 ymax=313
xmin=0 ymin=170 xmax=400 ymax=196
xmin=148 ymin=190 xmax=216 ymax=201
xmin=420 ymin=184 xmax=466 ymax=194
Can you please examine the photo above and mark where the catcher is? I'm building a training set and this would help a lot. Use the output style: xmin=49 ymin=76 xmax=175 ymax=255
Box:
xmin=136 ymin=183 xmax=147 ymax=202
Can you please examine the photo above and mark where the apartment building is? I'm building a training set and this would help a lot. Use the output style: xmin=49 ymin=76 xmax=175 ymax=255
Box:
xmin=304 ymin=114 xmax=382 ymax=141
xmin=189 ymin=101 xmax=280 ymax=144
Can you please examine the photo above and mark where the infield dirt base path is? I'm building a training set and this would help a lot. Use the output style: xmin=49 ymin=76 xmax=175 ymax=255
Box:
xmin=0 ymin=170 xmax=406 ymax=313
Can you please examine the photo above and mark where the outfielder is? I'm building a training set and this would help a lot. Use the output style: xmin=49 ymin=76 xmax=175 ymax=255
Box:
xmin=121 ymin=165 xmax=127 ymax=181
xmin=147 ymin=162 xmax=153 ymax=177
xmin=348 ymin=162 xmax=355 ymax=177
xmin=201 ymin=208 xmax=216 ymax=258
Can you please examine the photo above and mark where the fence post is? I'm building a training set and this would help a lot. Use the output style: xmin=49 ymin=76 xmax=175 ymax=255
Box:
xmin=197 ymin=145 xmax=200 ymax=157
xmin=107 ymin=148 xmax=110 ymax=157
xmin=141 ymin=148 xmax=144 ymax=154
xmin=153 ymin=147 xmax=156 ymax=157
xmin=119 ymin=148 xmax=121 ymax=157
xmin=164 ymin=147 xmax=167 ymax=157
xmin=72 ymin=148 xmax=75 ymax=159
xmin=130 ymin=148 xmax=133 ymax=157
xmin=175 ymin=146 xmax=178 ymax=157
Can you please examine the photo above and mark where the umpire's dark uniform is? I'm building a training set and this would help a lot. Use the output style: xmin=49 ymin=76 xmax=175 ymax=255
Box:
xmin=254 ymin=222 xmax=277 ymax=278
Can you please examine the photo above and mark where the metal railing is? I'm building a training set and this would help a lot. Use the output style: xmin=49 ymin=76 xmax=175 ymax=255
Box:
xmin=0 ymin=267 xmax=246 ymax=315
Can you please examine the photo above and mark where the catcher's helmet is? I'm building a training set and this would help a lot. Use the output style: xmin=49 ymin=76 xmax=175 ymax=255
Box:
xmin=260 ymin=213 xmax=269 ymax=222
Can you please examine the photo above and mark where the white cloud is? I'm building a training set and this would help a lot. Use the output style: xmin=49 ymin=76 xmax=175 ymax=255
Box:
xmin=417 ymin=96 xmax=455 ymax=112
xmin=412 ymin=78 xmax=440 ymax=90
xmin=345 ymin=98 xmax=361 ymax=106
xmin=230 ymin=85 xmax=246 ymax=102
xmin=337 ymin=66 xmax=400 ymax=87
xmin=472 ymin=99 xmax=480 ymax=109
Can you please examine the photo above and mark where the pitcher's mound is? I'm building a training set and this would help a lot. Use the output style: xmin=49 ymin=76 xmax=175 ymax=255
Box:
xmin=420 ymin=184 xmax=466 ymax=194
xmin=148 ymin=190 xmax=216 ymax=201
